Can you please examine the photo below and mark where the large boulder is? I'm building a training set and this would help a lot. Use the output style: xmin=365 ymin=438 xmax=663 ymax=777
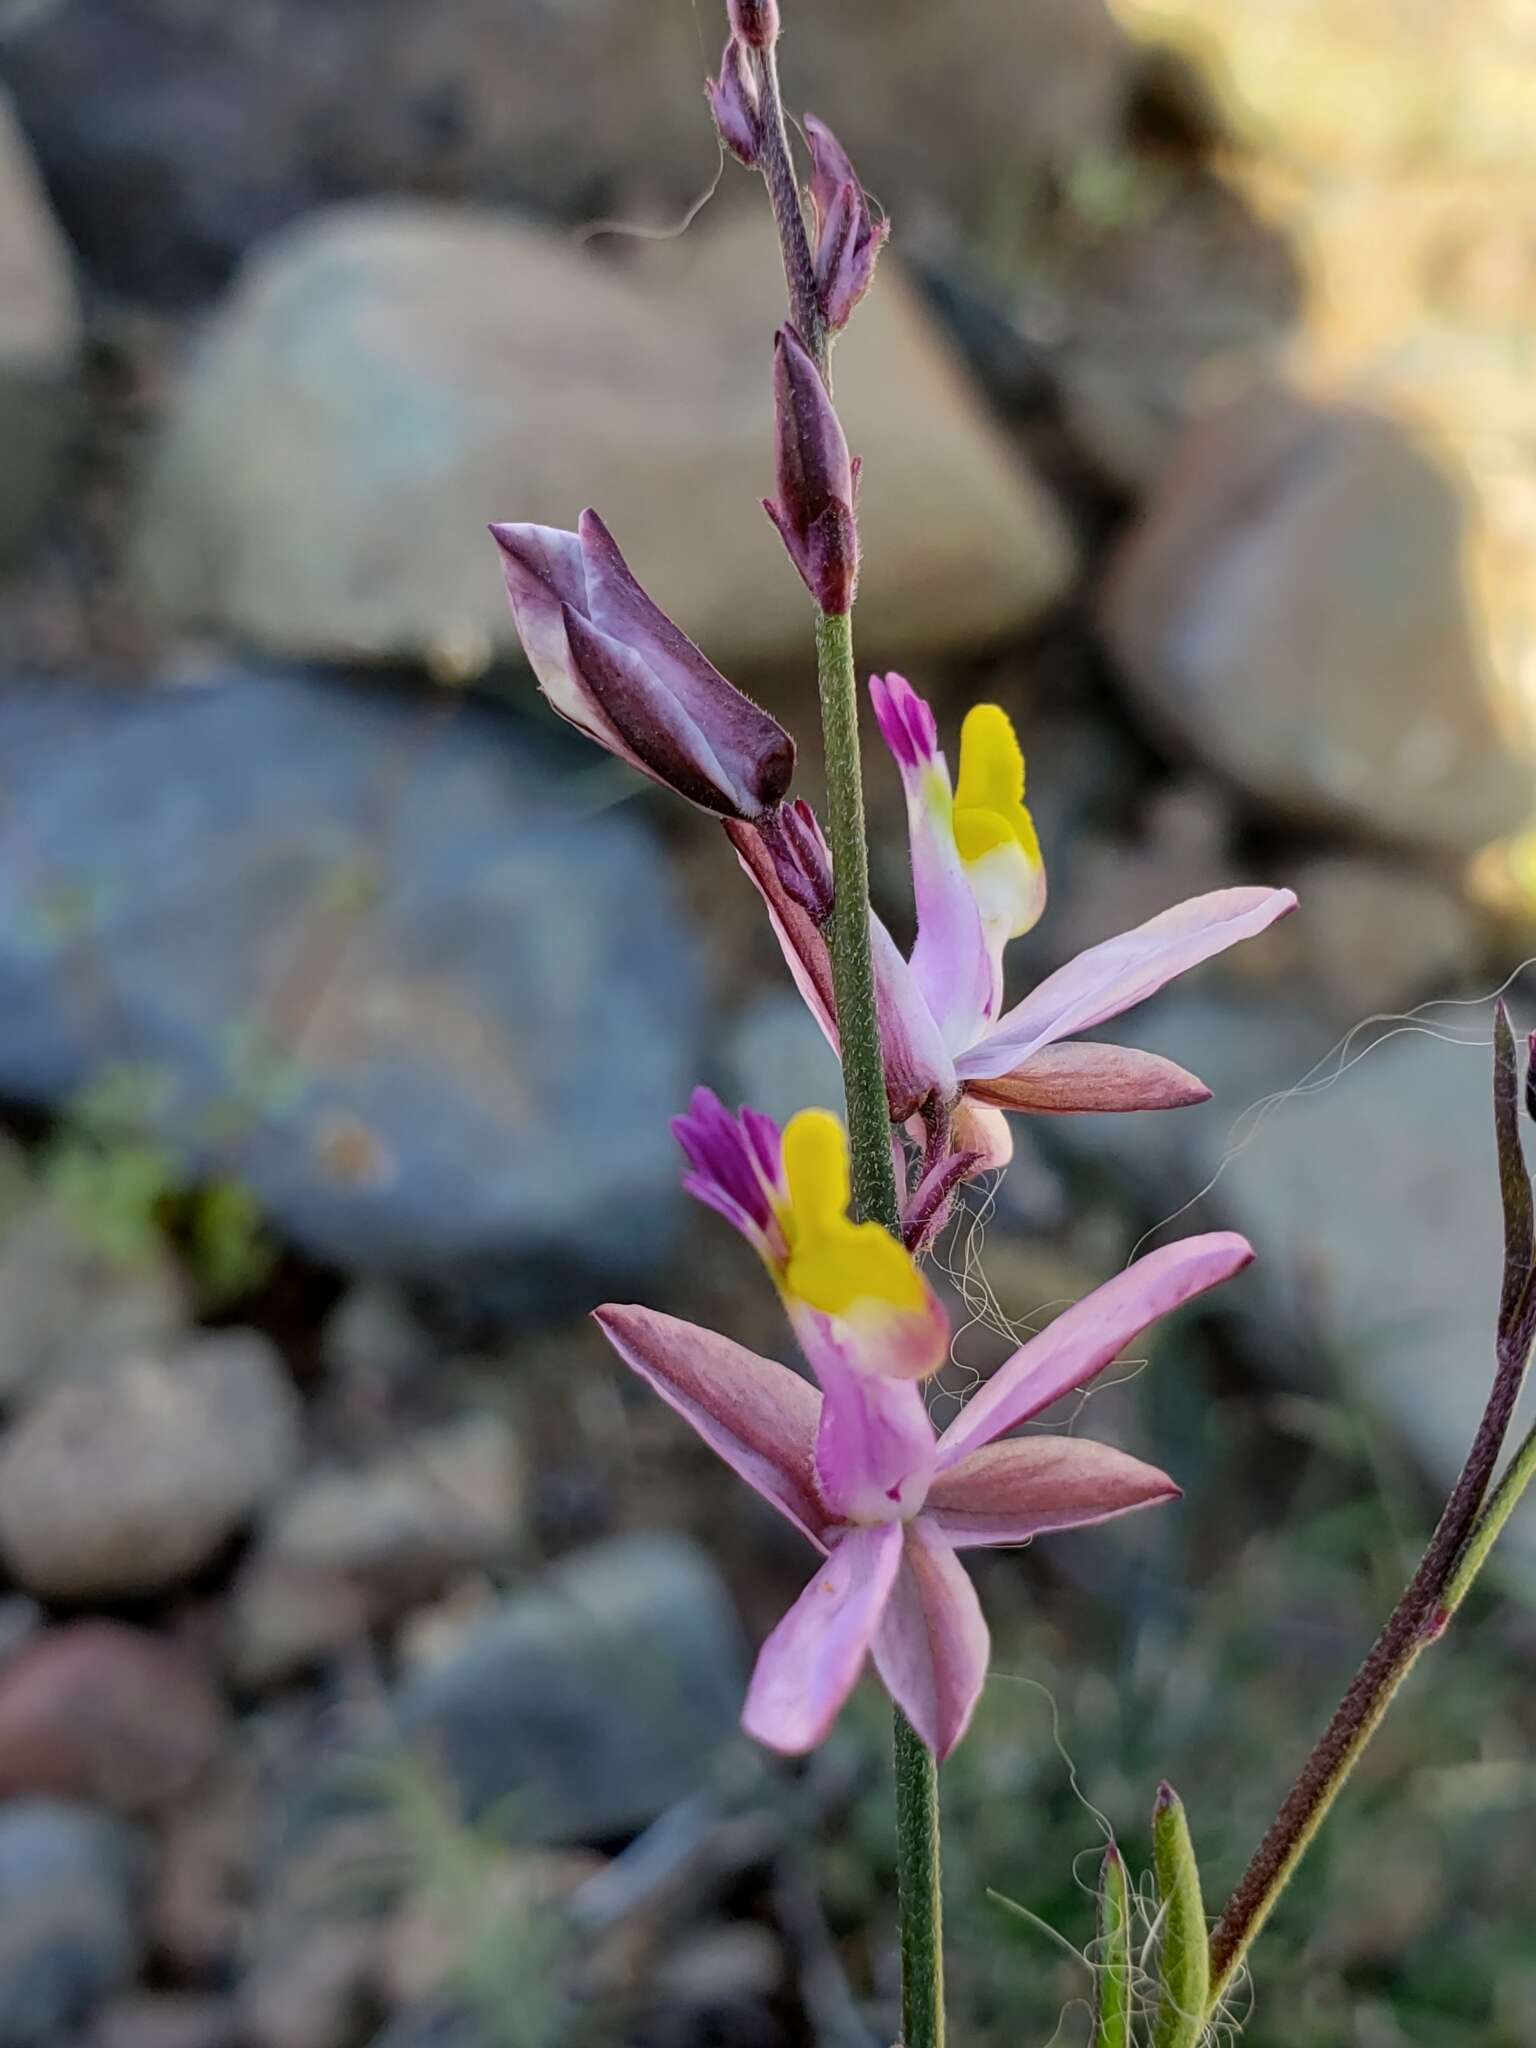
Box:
xmin=0 ymin=88 xmax=81 ymax=563
xmin=0 ymin=667 xmax=704 ymax=1303
xmin=134 ymin=206 xmax=1075 ymax=673
xmin=2 ymin=0 xmax=1130 ymax=303
xmin=1100 ymin=382 xmax=1533 ymax=852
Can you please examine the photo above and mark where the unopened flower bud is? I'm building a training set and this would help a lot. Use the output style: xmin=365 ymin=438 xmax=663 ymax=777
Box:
xmin=1526 ymin=1030 xmax=1536 ymax=1124
xmin=804 ymin=115 xmax=889 ymax=333
xmin=727 ymin=0 xmax=778 ymax=49
xmin=491 ymin=508 xmax=794 ymax=820
xmin=758 ymin=796 xmax=834 ymax=923
xmin=706 ymin=35 xmax=761 ymax=168
xmin=764 ymin=324 xmax=860 ymax=615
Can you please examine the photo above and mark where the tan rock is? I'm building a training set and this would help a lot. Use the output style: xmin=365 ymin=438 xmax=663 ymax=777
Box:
xmin=0 ymin=87 xmax=81 ymax=560
xmin=137 ymin=205 xmax=1074 ymax=674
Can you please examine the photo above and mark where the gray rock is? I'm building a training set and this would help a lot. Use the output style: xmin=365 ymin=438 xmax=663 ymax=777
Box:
xmin=0 ymin=668 xmax=702 ymax=1303
xmin=228 ymin=1413 xmax=525 ymax=1686
xmin=0 ymin=1204 xmax=190 ymax=1410
xmin=1044 ymin=991 xmax=1522 ymax=1512
xmin=1 ymin=0 xmax=1130 ymax=303
xmin=89 ymin=1993 xmax=241 ymax=2048
xmin=1282 ymin=856 xmax=1483 ymax=1024
xmin=0 ymin=1801 xmax=142 ymax=2047
xmin=390 ymin=1534 xmax=747 ymax=1841
xmin=0 ymin=89 xmax=81 ymax=561
xmin=718 ymin=992 xmax=843 ymax=1131
xmin=0 ymin=1331 xmax=302 ymax=1597
xmin=1100 ymin=382 xmax=1533 ymax=852
xmin=135 ymin=207 xmax=1074 ymax=673
xmin=280 ymin=1536 xmax=747 ymax=1849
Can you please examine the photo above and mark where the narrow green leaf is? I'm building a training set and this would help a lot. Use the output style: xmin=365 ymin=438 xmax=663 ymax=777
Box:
xmin=1493 ymin=1000 xmax=1533 ymax=1333
xmin=1151 ymin=1782 xmax=1209 ymax=2048
xmin=1092 ymin=1843 xmax=1132 ymax=2048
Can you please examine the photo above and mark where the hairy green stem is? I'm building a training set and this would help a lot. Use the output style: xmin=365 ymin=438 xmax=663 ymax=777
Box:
xmin=815 ymin=603 xmax=943 ymax=2048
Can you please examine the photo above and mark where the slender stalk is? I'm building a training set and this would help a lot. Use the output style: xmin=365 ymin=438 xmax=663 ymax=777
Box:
xmin=751 ymin=39 xmax=943 ymax=2040
xmin=752 ymin=42 xmax=828 ymax=372
xmin=1206 ymin=1014 xmax=1536 ymax=2017
xmin=816 ymin=599 xmax=944 ymax=2048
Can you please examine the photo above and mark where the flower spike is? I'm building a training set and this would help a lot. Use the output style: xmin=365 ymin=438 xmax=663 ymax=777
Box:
xmin=490 ymin=509 xmax=793 ymax=820
xmin=805 ymin=116 xmax=889 ymax=333
xmin=764 ymin=325 xmax=861 ymax=615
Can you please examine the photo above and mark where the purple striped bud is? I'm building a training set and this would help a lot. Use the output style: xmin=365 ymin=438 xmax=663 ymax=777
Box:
xmin=805 ymin=116 xmax=889 ymax=333
xmin=706 ymin=35 xmax=762 ymax=168
xmin=727 ymin=0 xmax=778 ymax=49
xmin=758 ymin=796 xmax=834 ymax=923
xmin=763 ymin=325 xmax=860 ymax=616
xmin=490 ymin=509 xmax=794 ymax=820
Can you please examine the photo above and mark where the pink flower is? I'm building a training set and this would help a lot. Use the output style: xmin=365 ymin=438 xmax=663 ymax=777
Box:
xmin=596 ymin=1091 xmax=1254 ymax=1757
xmin=490 ymin=509 xmax=794 ymax=821
xmin=730 ymin=672 xmax=1297 ymax=1170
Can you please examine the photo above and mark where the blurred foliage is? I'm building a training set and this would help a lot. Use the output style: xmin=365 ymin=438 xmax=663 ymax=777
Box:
xmin=40 ymin=1061 xmax=276 ymax=1307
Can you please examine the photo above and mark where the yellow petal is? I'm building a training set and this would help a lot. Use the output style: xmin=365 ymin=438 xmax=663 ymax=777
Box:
xmin=953 ymin=703 xmax=1043 ymax=874
xmin=780 ymin=1110 xmax=927 ymax=1318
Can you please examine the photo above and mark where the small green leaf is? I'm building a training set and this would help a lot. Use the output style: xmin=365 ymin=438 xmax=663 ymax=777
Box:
xmin=1151 ymin=1782 xmax=1209 ymax=2048
xmin=1092 ymin=1842 xmax=1132 ymax=2048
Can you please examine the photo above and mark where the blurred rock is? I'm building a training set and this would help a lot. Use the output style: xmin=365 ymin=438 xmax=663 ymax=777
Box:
xmin=320 ymin=1282 xmax=437 ymax=1396
xmin=150 ymin=1766 xmax=255 ymax=1978
xmin=718 ymin=992 xmax=842 ymax=1132
xmin=2 ymin=0 xmax=1130 ymax=304
xmin=241 ymin=1921 xmax=381 ymax=2048
xmin=374 ymin=1535 xmax=745 ymax=1845
xmin=0 ymin=1205 xmax=189 ymax=1410
xmin=88 ymin=1993 xmax=240 ymax=2048
xmin=0 ymin=1600 xmax=42 ymax=1670
xmin=0 ymin=669 xmax=702 ymax=1305
xmin=0 ymin=1332 xmax=301 ymax=1598
xmin=136 ymin=208 xmax=1074 ymax=673
xmin=1283 ymin=856 xmax=1482 ymax=1023
xmin=0 ymin=1622 xmax=225 ymax=1815
xmin=1044 ymin=781 xmax=1236 ymax=965
xmin=0 ymin=1801 xmax=142 ymax=2046
xmin=1100 ymin=382 xmax=1532 ymax=851
xmin=0 ymin=89 xmax=81 ymax=562
xmin=229 ymin=1414 xmax=525 ymax=1686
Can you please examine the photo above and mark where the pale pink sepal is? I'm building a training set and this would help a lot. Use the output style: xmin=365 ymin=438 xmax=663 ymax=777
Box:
xmin=933 ymin=1233 xmax=1254 ymax=1471
xmin=871 ymin=1519 xmax=990 ymax=1760
xmin=955 ymin=888 xmax=1298 ymax=1084
xmin=870 ymin=672 xmax=995 ymax=1056
xmin=742 ymin=1521 xmax=903 ymax=1753
xmin=593 ymin=1305 xmax=826 ymax=1547
xmin=966 ymin=1042 xmax=1211 ymax=1115
xmin=925 ymin=1436 xmax=1179 ymax=1548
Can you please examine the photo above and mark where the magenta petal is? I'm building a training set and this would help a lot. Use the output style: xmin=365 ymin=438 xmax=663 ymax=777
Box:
xmin=594 ymin=1305 xmax=826 ymax=1546
xmin=934 ymin=1233 xmax=1254 ymax=1470
xmin=742 ymin=1522 xmax=903 ymax=1753
xmin=872 ymin=1519 xmax=989 ymax=1760
xmin=925 ymin=1437 xmax=1179 ymax=1548
xmin=955 ymin=888 xmax=1298 ymax=1083
xmin=965 ymin=1042 xmax=1211 ymax=1115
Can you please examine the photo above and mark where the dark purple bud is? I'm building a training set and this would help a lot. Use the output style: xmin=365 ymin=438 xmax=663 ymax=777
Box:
xmin=1526 ymin=1031 xmax=1536 ymax=1124
xmin=727 ymin=0 xmax=778 ymax=48
xmin=490 ymin=509 xmax=794 ymax=820
xmin=764 ymin=325 xmax=860 ymax=615
xmin=706 ymin=35 xmax=761 ymax=168
xmin=804 ymin=115 xmax=889 ymax=333
xmin=759 ymin=796 xmax=834 ymax=923
xmin=903 ymin=1147 xmax=982 ymax=1254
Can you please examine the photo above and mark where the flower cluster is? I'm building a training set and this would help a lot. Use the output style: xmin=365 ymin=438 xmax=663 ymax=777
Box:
xmin=488 ymin=62 xmax=1294 ymax=1762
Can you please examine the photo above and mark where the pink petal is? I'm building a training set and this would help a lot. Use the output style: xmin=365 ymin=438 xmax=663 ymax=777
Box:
xmin=594 ymin=1305 xmax=826 ymax=1546
xmin=741 ymin=1522 xmax=903 ymax=1754
xmin=951 ymin=1095 xmax=1014 ymax=1173
xmin=872 ymin=1519 xmax=989 ymax=1760
xmin=955 ymin=888 xmax=1298 ymax=1083
xmin=725 ymin=818 xmax=839 ymax=1049
xmin=965 ymin=1042 xmax=1211 ymax=1115
xmin=925 ymin=1436 xmax=1179 ymax=1548
xmin=870 ymin=673 xmax=995 ymax=1054
xmin=787 ymin=1278 xmax=950 ymax=1389
xmin=934 ymin=1233 xmax=1254 ymax=1470
xmin=811 ymin=1359 xmax=936 ymax=1523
